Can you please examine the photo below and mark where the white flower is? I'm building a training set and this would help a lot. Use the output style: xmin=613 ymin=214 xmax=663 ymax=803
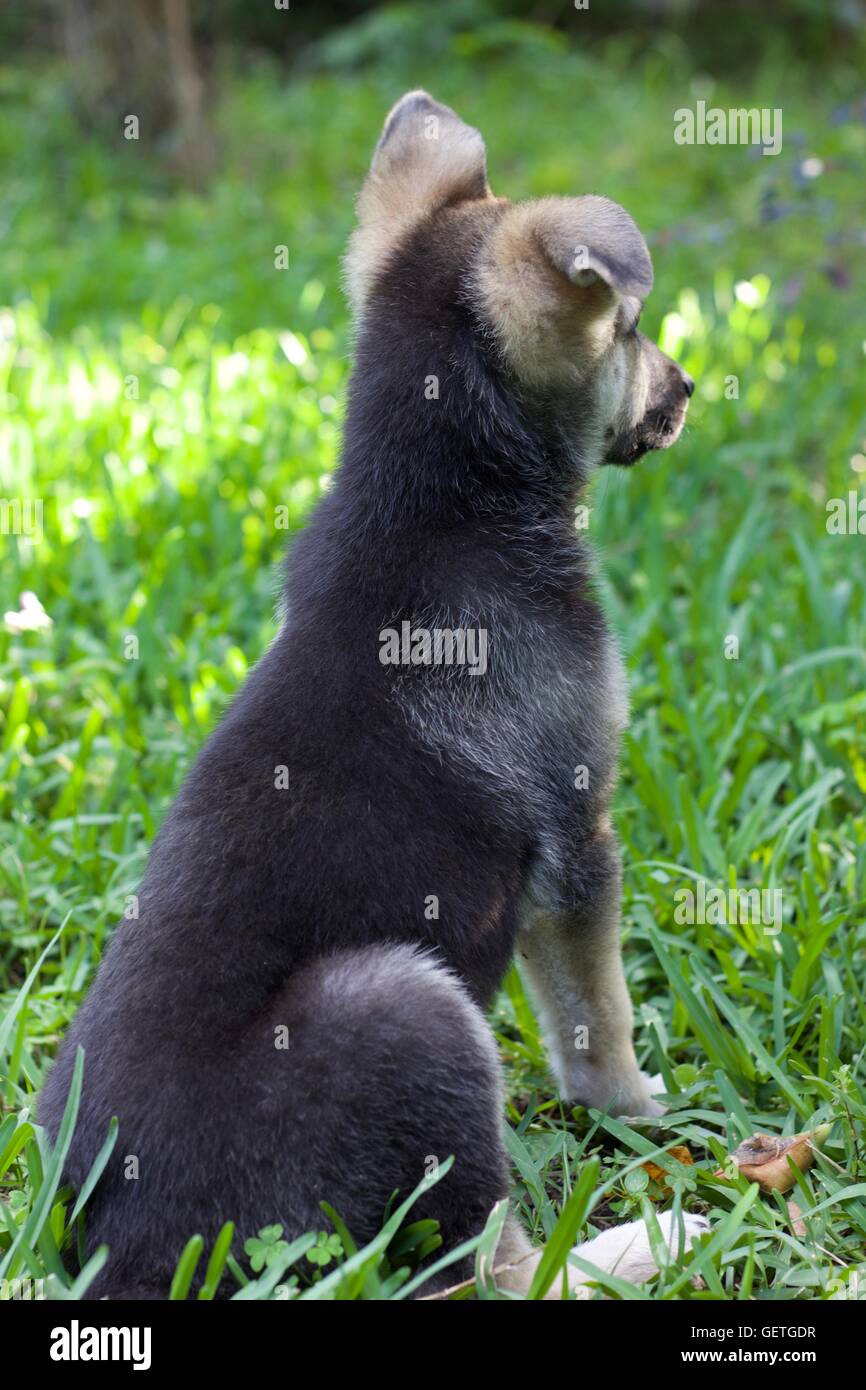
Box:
xmin=4 ymin=591 xmax=53 ymax=633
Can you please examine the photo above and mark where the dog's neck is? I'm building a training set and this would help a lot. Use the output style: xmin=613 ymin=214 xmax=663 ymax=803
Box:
xmin=336 ymin=315 xmax=595 ymax=536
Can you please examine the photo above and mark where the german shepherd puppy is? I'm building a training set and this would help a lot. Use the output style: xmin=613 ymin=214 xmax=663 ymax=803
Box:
xmin=40 ymin=92 xmax=706 ymax=1299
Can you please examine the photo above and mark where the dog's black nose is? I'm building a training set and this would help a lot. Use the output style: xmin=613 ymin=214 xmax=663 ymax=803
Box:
xmin=681 ymin=372 xmax=695 ymax=398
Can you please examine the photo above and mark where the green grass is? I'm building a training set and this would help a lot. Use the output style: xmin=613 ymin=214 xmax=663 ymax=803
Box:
xmin=2 ymin=21 xmax=866 ymax=1299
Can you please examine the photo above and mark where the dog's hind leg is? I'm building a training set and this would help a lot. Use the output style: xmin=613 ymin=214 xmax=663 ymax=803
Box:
xmin=68 ymin=941 xmax=511 ymax=1300
xmin=243 ymin=943 xmax=511 ymax=1291
xmin=518 ymin=825 xmax=664 ymax=1117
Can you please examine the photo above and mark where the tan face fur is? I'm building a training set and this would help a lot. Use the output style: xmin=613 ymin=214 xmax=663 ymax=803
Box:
xmin=346 ymin=91 xmax=693 ymax=468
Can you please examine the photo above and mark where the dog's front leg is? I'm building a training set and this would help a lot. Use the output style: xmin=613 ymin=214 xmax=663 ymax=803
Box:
xmin=518 ymin=825 xmax=664 ymax=1117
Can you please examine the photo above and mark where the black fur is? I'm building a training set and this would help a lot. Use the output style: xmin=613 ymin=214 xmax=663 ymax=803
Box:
xmin=40 ymin=196 xmax=622 ymax=1299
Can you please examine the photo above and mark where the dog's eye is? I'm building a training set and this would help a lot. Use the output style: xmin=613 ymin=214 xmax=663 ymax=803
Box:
xmin=619 ymin=306 xmax=641 ymax=338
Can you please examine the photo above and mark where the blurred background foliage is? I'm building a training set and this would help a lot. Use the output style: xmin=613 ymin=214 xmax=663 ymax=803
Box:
xmin=1 ymin=3 xmax=866 ymax=1279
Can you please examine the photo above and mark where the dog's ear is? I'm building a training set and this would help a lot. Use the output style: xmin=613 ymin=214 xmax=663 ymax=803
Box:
xmin=346 ymin=91 xmax=492 ymax=314
xmin=360 ymin=90 xmax=491 ymax=225
xmin=474 ymin=195 xmax=653 ymax=387
xmin=526 ymin=195 xmax=653 ymax=300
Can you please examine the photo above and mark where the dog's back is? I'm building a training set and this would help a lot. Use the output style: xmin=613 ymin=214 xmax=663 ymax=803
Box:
xmin=40 ymin=205 xmax=552 ymax=1295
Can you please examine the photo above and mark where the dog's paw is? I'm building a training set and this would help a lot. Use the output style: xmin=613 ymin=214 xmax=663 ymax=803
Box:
xmin=620 ymin=1071 xmax=668 ymax=1119
xmin=562 ymin=1068 xmax=668 ymax=1119
xmin=572 ymin=1209 xmax=709 ymax=1288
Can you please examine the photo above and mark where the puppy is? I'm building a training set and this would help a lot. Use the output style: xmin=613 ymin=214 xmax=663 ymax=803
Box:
xmin=40 ymin=91 xmax=704 ymax=1299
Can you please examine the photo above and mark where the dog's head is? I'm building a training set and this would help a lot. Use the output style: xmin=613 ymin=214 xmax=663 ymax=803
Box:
xmin=346 ymin=91 xmax=693 ymax=468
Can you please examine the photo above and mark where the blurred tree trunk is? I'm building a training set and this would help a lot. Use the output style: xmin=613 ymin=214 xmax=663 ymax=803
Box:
xmin=50 ymin=0 xmax=216 ymax=181
xmin=160 ymin=0 xmax=212 ymax=178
